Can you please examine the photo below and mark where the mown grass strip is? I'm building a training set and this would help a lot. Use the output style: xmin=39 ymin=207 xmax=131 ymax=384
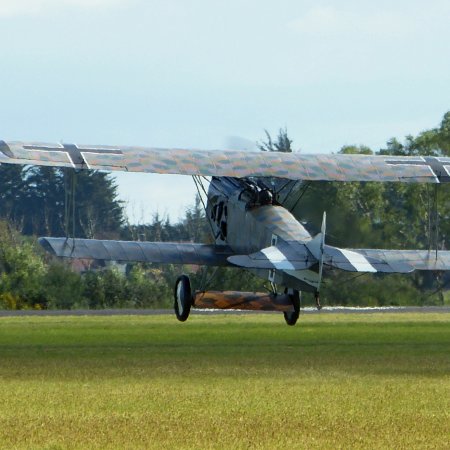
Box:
xmin=0 ymin=313 xmax=449 ymax=449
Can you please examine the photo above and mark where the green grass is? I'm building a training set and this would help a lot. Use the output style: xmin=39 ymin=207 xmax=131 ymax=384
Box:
xmin=0 ymin=313 xmax=449 ymax=449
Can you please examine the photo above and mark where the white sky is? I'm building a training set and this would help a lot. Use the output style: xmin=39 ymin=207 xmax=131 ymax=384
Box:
xmin=1 ymin=0 xmax=449 ymax=223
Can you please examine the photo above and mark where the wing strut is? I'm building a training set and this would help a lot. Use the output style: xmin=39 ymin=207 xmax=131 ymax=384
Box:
xmin=427 ymin=184 xmax=441 ymax=260
xmin=434 ymin=184 xmax=439 ymax=261
xmin=305 ymin=211 xmax=326 ymax=310
xmin=315 ymin=212 xmax=326 ymax=310
xmin=63 ymin=168 xmax=78 ymax=254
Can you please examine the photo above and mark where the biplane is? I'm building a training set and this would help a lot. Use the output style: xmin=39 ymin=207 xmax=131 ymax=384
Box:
xmin=2 ymin=139 xmax=450 ymax=325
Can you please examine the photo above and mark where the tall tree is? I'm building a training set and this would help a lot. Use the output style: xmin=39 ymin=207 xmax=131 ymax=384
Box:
xmin=0 ymin=165 xmax=27 ymax=229
xmin=0 ymin=166 xmax=123 ymax=238
xmin=257 ymin=127 xmax=293 ymax=153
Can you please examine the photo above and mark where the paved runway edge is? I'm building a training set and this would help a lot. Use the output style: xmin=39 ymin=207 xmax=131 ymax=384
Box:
xmin=1 ymin=306 xmax=450 ymax=317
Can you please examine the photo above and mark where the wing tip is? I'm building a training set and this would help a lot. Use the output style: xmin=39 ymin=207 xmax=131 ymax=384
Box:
xmin=0 ymin=140 xmax=13 ymax=158
xmin=38 ymin=237 xmax=56 ymax=255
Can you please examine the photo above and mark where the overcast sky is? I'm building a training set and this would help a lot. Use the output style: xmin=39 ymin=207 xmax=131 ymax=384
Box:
xmin=1 ymin=0 xmax=449 ymax=222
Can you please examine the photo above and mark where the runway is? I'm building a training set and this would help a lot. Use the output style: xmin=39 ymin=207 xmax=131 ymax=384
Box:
xmin=1 ymin=306 xmax=450 ymax=317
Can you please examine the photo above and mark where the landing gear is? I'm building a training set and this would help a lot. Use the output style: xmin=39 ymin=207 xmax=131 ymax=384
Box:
xmin=283 ymin=289 xmax=301 ymax=326
xmin=315 ymin=291 xmax=322 ymax=310
xmin=174 ymin=275 xmax=192 ymax=322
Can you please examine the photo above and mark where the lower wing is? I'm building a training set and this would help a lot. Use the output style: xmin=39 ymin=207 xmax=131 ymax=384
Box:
xmin=39 ymin=238 xmax=450 ymax=273
xmin=39 ymin=237 xmax=234 ymax=266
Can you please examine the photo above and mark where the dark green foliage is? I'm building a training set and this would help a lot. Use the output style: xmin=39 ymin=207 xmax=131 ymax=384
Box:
xmin=79 ymin=266 xmax=173 ymax=309
xmin=125 ymin=266 xmax=171 ymax=308
xmin=0 ymin=222 xmax=46 ymax=309
xmin=322 ymin=273 xmax=426 ymax=307
xmin=44 ymin=263 xmax=85 ymax=309
xmin=122 ymin=196 xmax=210 ymax=243
xmin=257 ymin=127 xmax=293 ymax=153
xmin=0 ymin=167 xmax=123 ymax=238
xmin=199 ymin=267 xmax=263 ymax=292
xmin=83 ymin=271 xmax=106 ymax=309
xmin=0 ymin=219 xmax=171 ymax=310
xmin=0 ymin=165 xmax=28 ymax=228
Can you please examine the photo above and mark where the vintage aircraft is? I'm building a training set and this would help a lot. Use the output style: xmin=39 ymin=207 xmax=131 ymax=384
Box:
xmin=2 ymin=139 xmax=450 ymax=325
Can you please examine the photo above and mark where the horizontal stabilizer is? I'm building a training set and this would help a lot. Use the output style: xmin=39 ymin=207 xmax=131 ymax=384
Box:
xmin=39 ymin=237 xmax=234 ymax=266
xmin=228 ymin=241 xmax=314 ymax=270
xmin=228 ymin=240 xmax=414 ymax=273
xmin=323 ymin=245 xmax=413 ymax=273
xmin=354 ymin=249 xmax=450 ymax=271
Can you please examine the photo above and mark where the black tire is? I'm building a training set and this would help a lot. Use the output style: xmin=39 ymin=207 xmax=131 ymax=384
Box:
xmin=283 ymin=289 xmax=300 ymax=326
xmin=174 ymin=275 xmax=192 ymax=322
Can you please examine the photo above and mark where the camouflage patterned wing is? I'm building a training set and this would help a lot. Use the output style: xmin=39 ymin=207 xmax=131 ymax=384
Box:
xmin=39 ymin=237 xmax=234 ymax=266
xmin=2 ymin=140 xmax=450 ymax=182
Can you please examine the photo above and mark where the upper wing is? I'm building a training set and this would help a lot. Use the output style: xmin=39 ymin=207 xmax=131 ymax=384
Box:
xmin=2 ymin=140 xmax=450 ymax=183
xmin=39 ymin=237 xmax=234 ymax=266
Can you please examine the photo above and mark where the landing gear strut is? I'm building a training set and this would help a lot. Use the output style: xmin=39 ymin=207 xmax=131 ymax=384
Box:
xmin=315 ymin=291 xmax=322 ymax=310
xmin=174 ymin=275 xmax=192 ymax=322
xmin=283 ymin=289 xmax=300 ymax=326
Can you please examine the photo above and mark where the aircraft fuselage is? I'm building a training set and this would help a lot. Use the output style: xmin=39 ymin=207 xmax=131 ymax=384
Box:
xmin=206 ymin=177 xmax=320 ymax=292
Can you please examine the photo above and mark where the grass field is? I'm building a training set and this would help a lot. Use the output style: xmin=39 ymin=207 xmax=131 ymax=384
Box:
xmin=0 ymin=313 xmax=449 ymax=449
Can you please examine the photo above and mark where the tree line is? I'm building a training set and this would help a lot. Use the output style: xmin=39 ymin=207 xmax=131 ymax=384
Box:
xmin=0 ymin=111 xmax=449 ymax=309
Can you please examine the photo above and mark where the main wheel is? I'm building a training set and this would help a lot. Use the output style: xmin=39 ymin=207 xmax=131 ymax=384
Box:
xmin=174 ymin=275 xmax=192 ymax=322
xmin=283 ymin=289 xmax=300 ymax=326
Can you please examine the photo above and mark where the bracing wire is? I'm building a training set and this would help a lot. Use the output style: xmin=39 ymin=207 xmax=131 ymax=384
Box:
xmin=289 ymin=181 xmax=312 ymax=214
xmin=203 ymin=266 xmax=220 ymax=291
xmin=424 ymin=271 xmax=449 ymax=300
xmin=330 ymin=271 xmax=368 ymax=287
xmin=275 ymin=179 xmax=297 ymax=202
xmin=192 ymin=176 xmax=216 ymax=239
